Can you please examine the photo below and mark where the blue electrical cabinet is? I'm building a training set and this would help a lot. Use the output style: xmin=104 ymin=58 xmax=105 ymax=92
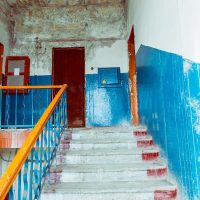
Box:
xmin=98 ymin=67 xmax=121 ymax=88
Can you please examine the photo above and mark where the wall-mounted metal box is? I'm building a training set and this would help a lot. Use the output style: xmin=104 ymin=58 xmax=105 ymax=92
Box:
xmin=98 ymin=67 xmax=121 ymax=88
xmin=4 ymin=56 xmax=30 ymax=94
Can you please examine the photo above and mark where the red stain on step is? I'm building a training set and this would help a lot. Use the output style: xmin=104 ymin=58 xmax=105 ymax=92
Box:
xmin=0 ymin=130 xmax=30 ymax=148
xmin=60 ymin=143 xmax=70 ymax=150
xmin=49 ymin=173 xmax=62 ymax=184
xmin=142 ymin=152 xmax=159 ymax=161
xmin=137 ymin=140 xmax=153 ymax=148
xmin=134 ymin=131 xmax=147 ymax=137
xmin=147 ymin=168 xmax=167 ymax=177
xmin=60 ymin=139 xmax=71 ymax=144
xmin=154 ymin=189 xmax=177 ymax=200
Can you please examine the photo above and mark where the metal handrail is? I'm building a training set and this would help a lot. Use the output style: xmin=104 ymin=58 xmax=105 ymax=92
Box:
xmin=0 ymin=85 xmax=63 ymax=90
xmin=0 ymin=84 xmax=67 ymax=199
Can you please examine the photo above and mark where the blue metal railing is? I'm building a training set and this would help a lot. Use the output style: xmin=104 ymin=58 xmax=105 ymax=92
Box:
xmin=0 ymin=85 xmax=67 ymax=200
xmin=1 ymin=87 xmax=54 ymax=129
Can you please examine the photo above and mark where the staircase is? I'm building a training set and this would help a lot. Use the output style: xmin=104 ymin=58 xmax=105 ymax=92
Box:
xmin=41 ymin=126 xmax=177 ymax=200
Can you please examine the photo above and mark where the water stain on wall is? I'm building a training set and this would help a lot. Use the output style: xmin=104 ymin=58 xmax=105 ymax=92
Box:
xmin=10 ymin=3 xmax=126 ymax=75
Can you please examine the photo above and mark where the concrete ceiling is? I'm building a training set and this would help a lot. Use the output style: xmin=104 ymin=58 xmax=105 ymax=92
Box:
xmin=6 ymin=0 xmax=125 ymax=7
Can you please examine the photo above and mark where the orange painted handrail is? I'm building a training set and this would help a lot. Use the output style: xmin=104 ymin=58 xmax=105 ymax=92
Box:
xmin=0 ymin=85 xmax=63 ymax=90
xmin=0 ymin=84 xmax=67 ymax=200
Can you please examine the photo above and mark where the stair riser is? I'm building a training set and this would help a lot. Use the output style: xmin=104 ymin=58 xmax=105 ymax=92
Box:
xmin=42 ymin=127 xmax=177 ymax=200
xmin=57 ymin=155 xmax=159 ymax=165
xmin=41 ymin=192 xmax=155 ymax=200
xmin=68 ymin=143 xmax=139 ymax=150
xmin=47 ymin=171 xmax=167 ymax=183
xmin=72 ymin=133 xmax=135 ymax=140
xmin=134 ymin=131 xmax=148 ymax=137
xmin=72 ymin=127 xmax=143 ymax=134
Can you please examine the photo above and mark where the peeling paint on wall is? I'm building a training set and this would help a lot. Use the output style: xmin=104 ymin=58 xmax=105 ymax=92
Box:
xmin=136 ymin=45 xmax=200 ymax=199
xmin=10 ymin=3 xmax=127 ymax=75
xmin=3 ymin=2 xmax=131 ymax=128
xmin=188 ymin=97 xmax=200 ymax=135
xmin=183 ymin=59 xmax=193 ymax=74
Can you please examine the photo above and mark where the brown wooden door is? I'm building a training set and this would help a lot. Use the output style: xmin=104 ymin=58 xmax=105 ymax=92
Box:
xmin=0 ymin=43 xmax=4 ymax=84
xmin=53 ymin=48 xmax=85 ymax=128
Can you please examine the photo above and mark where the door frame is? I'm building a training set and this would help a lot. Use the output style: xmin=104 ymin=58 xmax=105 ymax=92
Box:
xmin=128 ymin=27 xmax=139 ymax=125
xmin=52 ymin=47 xmax=86 ymax=127
xmin=0 ymin=43 xmax=4 ymax=85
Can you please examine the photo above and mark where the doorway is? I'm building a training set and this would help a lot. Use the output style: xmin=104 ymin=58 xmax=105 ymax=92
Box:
xmin=0 ymin=43 xmax=4 ymax=84
xmin=128 ymin=27 xmax=139 ymax=125
xmin=52 ymin=47 xmax=85 ymax=128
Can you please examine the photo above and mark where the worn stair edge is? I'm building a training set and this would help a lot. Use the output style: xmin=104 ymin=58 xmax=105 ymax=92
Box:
xmin=47 ymin=168 xmax=167 ymax=183
xmin=42 ymin=180 xmax=177 ymax=194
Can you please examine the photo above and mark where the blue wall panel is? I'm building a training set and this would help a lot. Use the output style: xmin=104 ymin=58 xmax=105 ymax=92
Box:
xmin=2 ymin=74 xmax=131 ymax=128
xmin=86 ymin=73 xmax=131 ymax=127
xmin=136 ymin=45 xmax=200 ymax=199
xmin=2 ymin=75 xmax=52 ymax=127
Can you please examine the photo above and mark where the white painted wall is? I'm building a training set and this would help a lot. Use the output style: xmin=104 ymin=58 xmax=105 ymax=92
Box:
xmin=12 ymin=4 xmax=128 ymax=75
xmin=128 ymin=0 xmax=200 ymax=63
xmin=179 ymin=0 xmax=200 ymax=63
xmin=0 ymin=20 xmax=10 ymax=71
xmin=86 ymin=40 xmax=129 ymax=74
xmin=13 ymin=39 xmax=129 ymax=76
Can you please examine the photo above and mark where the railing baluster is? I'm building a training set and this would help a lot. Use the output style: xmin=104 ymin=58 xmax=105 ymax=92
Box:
xmin=15 ymin=89 xmax=18 ymax=127
xmin=55 ymin=106 xmax=59 ymax=146
xmin=18 ymin=170 xmax=21 ymax=200
xmin=65 ymin=93 xmax=67 ymax=126
xmin=8 ymin=186 xmax=14 ymax=200
xmin=22 ymin=160 xmax=28 ymax=200
xmin=6 ymin=90 xmax=9 ymax=128
xmin=43 ymin=128 xmax=48 ymax=176
xmin=0 ymin=85 xmax=67 ymax=200
xmin=29 ymin=151 xmax=33 ymax=200
xmin=31 ymin=89 xmax=34 ymax=126
xmin=22 ymin=89 xmax=25 ymax=126
xmin=47 ymin=118 xmax=51 ymax=174
xmin=39 ymin=132 xmax=43 ymax=186
xmin=34 ymin=139 xmax=39 ymax=198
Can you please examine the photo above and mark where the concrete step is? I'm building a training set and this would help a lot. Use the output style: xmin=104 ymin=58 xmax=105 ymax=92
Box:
xmin=69 ymin=127 xmax=147 ymax=139
xmin=69 ymin=136 xmax=152 ymax=143
xmin=42 ymin=127 xmax=177 ymax=200
xmin=72 ymin=131 xmax=137 ymax=140
xmin=41 ymin=180 xmax=177 ymax=200
xmin=61 ymin=146 xmax=159 ymax=156
xmin=71 ymin=126 xmax=147 ymax=134
xmin=48 ymin=163 xmax=167 ymax=183
xmin=63 ymin=136 xmax=153 ymax=150
xmin=56 ymin=148 xmax=160 ymax=165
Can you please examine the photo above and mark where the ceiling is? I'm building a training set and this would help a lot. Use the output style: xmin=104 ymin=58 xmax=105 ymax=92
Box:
xmin=5 ymin=0 xmax=125 ymax=8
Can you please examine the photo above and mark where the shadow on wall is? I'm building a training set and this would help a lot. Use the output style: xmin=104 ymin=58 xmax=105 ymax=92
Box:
xmin=136 ymin=45 xmax=200 ymax=199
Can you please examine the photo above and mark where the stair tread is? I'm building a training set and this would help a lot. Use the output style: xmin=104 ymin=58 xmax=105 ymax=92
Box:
xmin=71 ymin=126 xmax=146 ymax=133
xmin=43 ymin=180 xmax=176 ymax=193
xmin=43 ymin=127 xmax=177 ymax=199
xmin=69 ymin=136 xmax=152 ymax=144
xmin=63 ymin=147 xmax=159 ymax=156
xmin=51 ymin=162 xmax=166 ymax=173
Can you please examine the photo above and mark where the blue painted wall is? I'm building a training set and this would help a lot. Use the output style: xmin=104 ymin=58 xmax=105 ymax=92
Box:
xmin=2 ymin=75 xmax=52 ymax=126
xmin=86 ymin=73 xmax=131 ymax=127
xmin=2 ymin=73 xmax=131 ymax=127
xmin=136 ymin=45 xmax=200 ymax=199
